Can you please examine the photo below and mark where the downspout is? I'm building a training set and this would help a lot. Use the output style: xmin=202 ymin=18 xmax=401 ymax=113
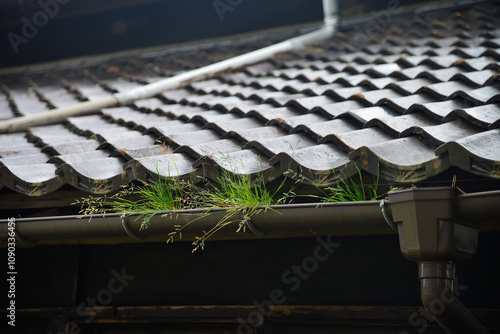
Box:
xmin=0 ymin=0 xmax=339 ymax=134
xmin=388 ymin=187 xmax=490 ymax=334
xmin=419 ymin=262 xmax=488 ymax=334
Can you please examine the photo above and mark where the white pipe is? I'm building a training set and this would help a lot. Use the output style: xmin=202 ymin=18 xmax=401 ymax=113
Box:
xmin=0 ymin=0 xmax=338 ymax=134
xmin=0 ymin=96 xmax=118 ymax=134
xmin=115 ymin=24 xmax=336 ymax=105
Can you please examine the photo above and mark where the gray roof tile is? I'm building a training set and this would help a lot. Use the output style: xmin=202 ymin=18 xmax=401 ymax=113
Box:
xmin=287 ymin=96 xmax=337 ymax=112
xmin=123 ymin=153 xmax=196 ymax=182
xmin=314 ymin=100 xmax=365 ymax=118
xmin=349 ymin=136 xmax=445 ymax=183
xmin=56 ymin=157 xmax=128 ymax=194
xmin=406 ymin=99 xmax=470 ymax=120
xmin=365 ymin=113 xmax=439 ymax=137
xmin=401 ymin=119 xmax=482 ymax=145
xmin=269 ymin=144 xmax=351 ymax=186
xmin=193 ymin=148 xmax=273 ymax=179
xmin=244 ymin=133 xmax=316 ymax=158
xmin=1 ymin=163 xmax=63 ymax=196
xmin=161 ymin=129 xmax=222 ymax=148
xmin=320 ymin=127 xmax=394 ymax=152
xmin=222 ymin=126 xmax=288 ymax=143
xmin=0 ymin=153 xmax=50 ymax=166
xmin=435 ymin=129 xmax=500 ymax=178
xmin=376 ymin=94 xmax=436 ymax=113
xmin=445 ymin=104 xmax=500 ymax=129
xmin=175 ymin=138 xmax=243 ymax=160
xmin=1 ymin=2 xmax=499 ymax=196
xmin=292 ymin=118 xmax=359 ymax=141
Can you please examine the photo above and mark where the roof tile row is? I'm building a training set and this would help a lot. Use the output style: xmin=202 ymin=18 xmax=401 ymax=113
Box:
xmin=0 ymin=2 xmax=499 ymax=196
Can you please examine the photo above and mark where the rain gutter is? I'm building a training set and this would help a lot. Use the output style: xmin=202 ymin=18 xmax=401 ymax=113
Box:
xmin=0 ymin=200 xmax=391 ymax=244
xmin=0 ymin=0 xmax=339 ymax=134
xmin=0 ymin=189 xmax=498 ymax=244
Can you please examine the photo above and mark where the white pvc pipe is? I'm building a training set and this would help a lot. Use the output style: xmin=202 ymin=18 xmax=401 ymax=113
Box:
xmin=115 ymin=24 xmax=336 ymax=105
xmin=0 ymin=0 xmax=338 ymax=134
xmin=0 ymin=96 xmax=119 ymax=134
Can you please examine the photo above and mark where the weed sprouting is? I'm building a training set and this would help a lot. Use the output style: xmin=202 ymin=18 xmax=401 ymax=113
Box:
xmin=323 ymin=164 xmax=382 ymax=202
xmin=74 ymin=156 xmax=293 ymax=252
xmin=185 ymin=170 xmax=293 ymax=252
xmin=74 ymin=176 xmax=203 ymax=230
xmin=75 ymin=156 xmax=395 ymax=251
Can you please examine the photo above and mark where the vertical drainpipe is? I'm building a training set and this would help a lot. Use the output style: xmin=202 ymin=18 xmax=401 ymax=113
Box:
xmin=388 ymin=187 xmax=489 ymax=334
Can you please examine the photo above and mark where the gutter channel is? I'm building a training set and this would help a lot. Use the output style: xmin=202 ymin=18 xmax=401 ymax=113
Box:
xmin=0 ymin=200 xmax=392 ymax=243
xmin=1 ymin=190 xmax=497 ymax=244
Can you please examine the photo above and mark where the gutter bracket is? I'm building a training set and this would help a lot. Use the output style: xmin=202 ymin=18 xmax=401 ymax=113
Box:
xmin=380 ymin=199 xmax=397 ymax=231
xmin=388 ymin=187 xmax=488 ymax=334
xmin=15 ymin=230 xmax=37 ymax=245
xmin=121 ymin=215 xmax=147 ymax=240
xmin=11 ymin=218 xmax=38 ymax=245
xmin=243 ymin=209 xmax=270 ymax=237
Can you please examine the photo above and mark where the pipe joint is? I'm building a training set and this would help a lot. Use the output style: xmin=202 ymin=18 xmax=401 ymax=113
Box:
xmin=419 ymin=262 xmax=455 ymax=279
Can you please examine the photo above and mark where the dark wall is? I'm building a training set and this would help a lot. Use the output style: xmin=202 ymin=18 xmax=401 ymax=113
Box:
xmin=0 ymin=0 xmax=323 ymax=67
xmin=2 ymin=233 xmax=499 ymax=309
xmin=0 ymin=0 xmax=450 ymax=67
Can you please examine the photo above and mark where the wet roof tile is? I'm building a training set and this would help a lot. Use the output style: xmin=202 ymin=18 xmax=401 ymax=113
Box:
xmin=406 ymin=99 xmax=470 ymax=120
xmin=160 ymin=129 xmax=222 ymax=148
xmin=222 ymin=126 xmax=288 ymax=143
xmin=123 ymin=153 xmax=196 ymax=182
xmin=349 ymin=136 xmax=445 ymax=183
xmin=404 ymin=118 xmax=482 ymax=145
xmin=365 ymin=112 xmax=439 ymax=137
xmin=56 ymin=157 xmax=129 ymax=194
xmin=244 ymin=133 xmax=317 ymax=158
xmin=193 ymin=148 xmax=273 ymax=179
xmin=435 ymin=129 xmax=500 ymax=178
xmin=0 ymin=153 xmax=50 ymax=166
xmin=269 ymin=144 xmax=351 ymax=186
xmin=292 ymin=118 xmax=360 ymax=141
xmin=0 ymin=163 xmax=63 ymax=196
xmin=320 ymin=127 xmax=394 ymax=152
xmin=445 ymin=104 xmax=500 ymax=129
xmin=1 ymin=2 xmax=499 ymax=196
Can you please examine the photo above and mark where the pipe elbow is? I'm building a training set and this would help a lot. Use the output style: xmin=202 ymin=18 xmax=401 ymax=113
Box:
xmin=419 ymin=262 xmax=489 ymax=334
xmin=420 ymin=276 xmax=457 ymax=318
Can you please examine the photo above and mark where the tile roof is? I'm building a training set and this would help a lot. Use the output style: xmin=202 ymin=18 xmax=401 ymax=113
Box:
xmin=0 ymin=1 xmax=499 ymax=197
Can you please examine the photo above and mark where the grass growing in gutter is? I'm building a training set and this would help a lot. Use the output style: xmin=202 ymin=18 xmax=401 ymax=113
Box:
xmin=75 ymin=168 xmax=292 ymax=252
xmin=302 ymin=163 xmax=395 ymax=203
xmin=323 ymin=166 xmax=382 ymax=202
xmin=75 ymin=160 xmax=395 ymax=251
xmin=74 ymin=176 xmax=205 ymax=228
xmin=176 ymin=172 xmax=293 ymax=252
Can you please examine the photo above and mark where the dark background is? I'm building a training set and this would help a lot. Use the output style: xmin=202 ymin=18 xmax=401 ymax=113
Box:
xmin=0 ymin=0 xmax=438 ymax=67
